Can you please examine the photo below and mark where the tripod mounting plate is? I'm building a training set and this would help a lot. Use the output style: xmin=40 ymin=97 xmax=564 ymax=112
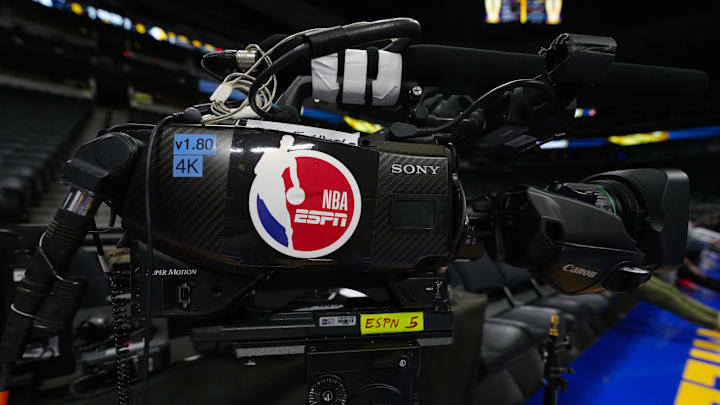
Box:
xmin=191 ymin=307 xmax=453 ymax=357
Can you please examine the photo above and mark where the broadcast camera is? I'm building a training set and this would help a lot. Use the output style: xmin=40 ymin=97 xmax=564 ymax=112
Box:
xmin=0 ymin=18 xmax=706 ymax=405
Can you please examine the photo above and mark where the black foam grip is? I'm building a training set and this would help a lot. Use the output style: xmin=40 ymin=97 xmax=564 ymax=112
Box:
xmin=306 ymin=26 xmax=347 ymax=58
xmin=305 ymin=18 xmax=420 ymax=58
xmin=585 ymin=62 xmax=709 ymax=103
xmin=403 ymin=44 xmax=709 ymax=102
xmin=404 ymin=44 xmax=544 ymax=97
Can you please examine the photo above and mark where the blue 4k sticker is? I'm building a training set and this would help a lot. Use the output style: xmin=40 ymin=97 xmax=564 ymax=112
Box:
xmin=173 ymin=134 xmax=216 ymax=177
xmin=173 ymin=156 xmax=203 ymax=177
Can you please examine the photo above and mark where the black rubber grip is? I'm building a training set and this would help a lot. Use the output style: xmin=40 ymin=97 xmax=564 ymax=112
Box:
xmin=0 ymin=207 xmax=93 ymax=367
xmin=26 ymin=209 xmax=94 ymax=288
xmin=11 ymin=282 xmax=50 ymax=317
xmin=0 ymin=313 xmax=33 ymax=363
xmin=10 ymin=208 xmax=93 ymax=319
xmin=34 ymin=276 xmax=88 ymax=335
xmin=305 ymin=18 xmax=420 ymax=58
xmin=306 ymin=26 xmax=347 ymax=58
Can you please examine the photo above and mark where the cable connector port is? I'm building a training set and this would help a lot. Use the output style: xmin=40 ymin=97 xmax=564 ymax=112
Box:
xmin=177 ymin=282 xmax=191 ymax=310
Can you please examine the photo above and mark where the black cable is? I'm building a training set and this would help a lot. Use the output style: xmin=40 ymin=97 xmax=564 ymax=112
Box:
xmin=99 ymin=123 xmax=155 ymax=138
xmin=417 ymin=78 xmax=557 ymax=135
xmin=89 ymin=220 xmax=105 ymax=256
xmin=248 ymin=43 xmax=310 ymax=120
xmin=108 ymin=271 xmax=132 ymax=405
xmin=678 ymin=265 xmax=720 ymax=292
xmin=92 ymin=216 xmax=132 ymax=405
xmin=200 ymin=55 xmax=227 ymax=82
xmin=142 ymin=114 xmax=179 ymax=405
xmin=451 ymin=171 xmax=467 ymax=254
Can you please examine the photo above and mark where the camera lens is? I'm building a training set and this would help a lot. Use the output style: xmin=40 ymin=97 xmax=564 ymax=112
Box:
xmin=586 ymin=179 xmax=643 ymax=235
xmin=551 ymin=180 xmax=643 ymax=237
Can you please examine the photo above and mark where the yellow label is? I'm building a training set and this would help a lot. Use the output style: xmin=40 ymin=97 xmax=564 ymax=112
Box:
xmin=360 ymin=312 xmax=424 ymax=335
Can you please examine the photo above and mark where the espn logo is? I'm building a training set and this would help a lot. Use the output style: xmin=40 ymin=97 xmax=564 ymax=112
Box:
xmin=294 ymin=209 xmax=348 ymax=227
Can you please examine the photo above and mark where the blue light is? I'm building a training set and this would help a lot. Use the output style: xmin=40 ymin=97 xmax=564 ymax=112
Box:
xmin=569 ymin=138 xmax=607 ymax=148
xmin=668 ymin=126 xmax=720 ymax=140
xmin=197 ymin=79 xmax=245 ymax=101
xmin=541 ymin=125 xmax=720 ymax=150
xmin=28 ymin=0 xmax=215 ymax=53
xmin=300 ymin=107 xmax=344 ymax=125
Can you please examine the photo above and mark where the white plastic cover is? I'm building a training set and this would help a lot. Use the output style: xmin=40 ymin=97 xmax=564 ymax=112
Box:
xmin=311 ymin=49 xmax=402 ymax=106
xmin=244 ymin=119 xmax=360 ymax=146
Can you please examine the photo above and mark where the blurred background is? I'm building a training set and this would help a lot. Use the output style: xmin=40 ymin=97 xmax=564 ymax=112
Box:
xmin=1 ymin=2 xmax=719 ymax=404
xmin=0 ymin=0 xmax=718 ymax=226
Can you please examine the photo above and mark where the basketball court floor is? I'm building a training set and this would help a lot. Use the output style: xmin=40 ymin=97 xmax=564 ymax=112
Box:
xmin=525 ymin=284 xmax=720 ymax=405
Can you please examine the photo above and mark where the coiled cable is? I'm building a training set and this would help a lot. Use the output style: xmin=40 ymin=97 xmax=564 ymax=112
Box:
xmin=108 ymin=271 xmax=133 ymax=405
xmin=201 ymin=28 xmax=321 ymax=124
xmin=91 ymin=221 xmax=133 ymax=405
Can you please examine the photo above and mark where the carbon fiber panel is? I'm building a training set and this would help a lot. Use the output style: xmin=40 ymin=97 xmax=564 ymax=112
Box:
xmin=371 ymin=152 xmax=451 ymax=268
xmin=122 ymin=125 xmax=232 ymax=260
xmin=377 ymin=154 xmax=449 ymax=194
xmin=371 ymin=195 xmax=449 ymax=267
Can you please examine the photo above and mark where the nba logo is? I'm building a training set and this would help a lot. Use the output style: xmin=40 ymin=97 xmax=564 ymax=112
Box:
xmin=248 ymin=135 xmax=362 ymax=258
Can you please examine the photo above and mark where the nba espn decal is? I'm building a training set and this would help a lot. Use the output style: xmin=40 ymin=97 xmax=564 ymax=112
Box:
xmin=248 ymin=135 xmax=361 ymax=258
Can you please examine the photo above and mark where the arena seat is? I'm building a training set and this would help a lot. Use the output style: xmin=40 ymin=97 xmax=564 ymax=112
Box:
xmin=419 ymin=289 xmax=486 ymax=405
xmin=529 ymin=273 xmax=638 ymax=335
xmin=0 ymin=176 xmax=30 ymax=218
xmin=474 ymin=328 xmax=545 ymax=405
xmin=420 ymin=280 xmax=545 ymax=405
xmin=451 ymin=256 xmax=573 ymax=345
xmin=498 ymin=263 xmax=603 ymax=315
xmin=496 ymin=263 xmax=601 ymax=353
xmin=0 ymin=85 xmax=91 ymax=222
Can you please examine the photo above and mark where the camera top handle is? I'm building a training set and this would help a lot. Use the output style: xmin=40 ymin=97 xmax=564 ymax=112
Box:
xmin=248 ymin=18 xmax=421 ymax=120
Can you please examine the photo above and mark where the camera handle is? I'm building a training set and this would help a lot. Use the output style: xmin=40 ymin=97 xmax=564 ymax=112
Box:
xmin=0 ymin=132 xmax=141 ymax=395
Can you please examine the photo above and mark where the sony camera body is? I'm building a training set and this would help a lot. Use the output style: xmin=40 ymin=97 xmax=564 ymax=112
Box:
xmin=116 ymin=123 xmax=459 ymax=319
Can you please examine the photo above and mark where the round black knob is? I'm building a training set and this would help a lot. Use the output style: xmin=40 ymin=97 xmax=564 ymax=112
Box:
xmin=308 ymin=375 xmax=348 ymax=405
